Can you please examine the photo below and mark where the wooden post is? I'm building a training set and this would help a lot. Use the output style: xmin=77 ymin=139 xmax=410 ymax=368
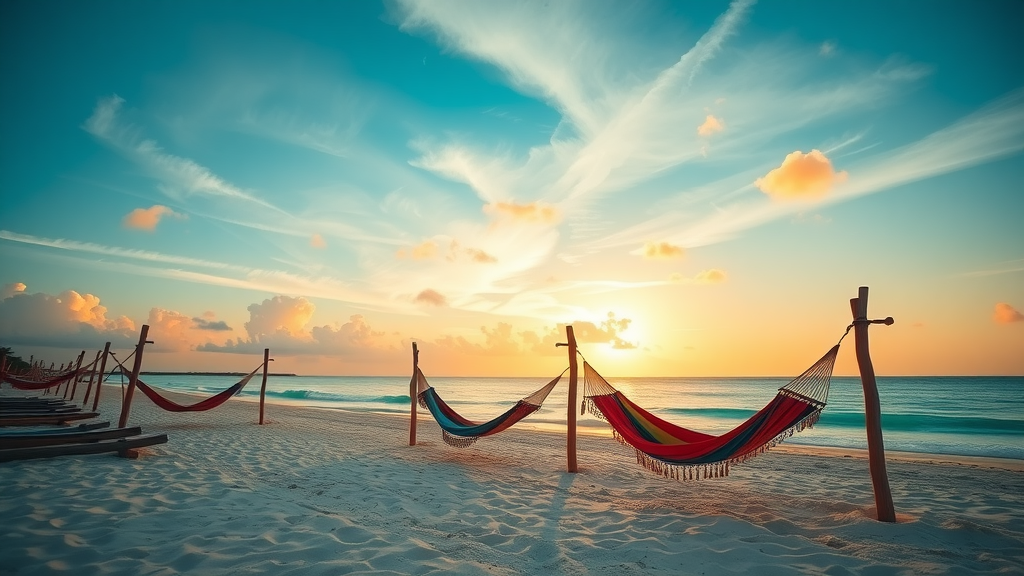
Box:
xmin=67 ymin=350 xmax=86 ymax=400
xmin=566 ymin=325 xmax=578 ymax=473
xmin=92 ymin=343 xmax=111 ymax=413
xmin=850 ymin=286 xmax=897 ymax=523
xmin=259 ymin=348 xmax=271 ymax=425
xmin=409 ymin=342 xmax=419 ymax=446
xmin=118 ymin=325 xmax=151 ymax=429
xmin=82 ymin=349 xmax=102 ymax=408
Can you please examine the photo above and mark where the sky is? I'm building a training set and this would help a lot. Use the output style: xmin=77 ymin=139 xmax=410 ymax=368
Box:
xmin=1 ymin=0 xmax=1022 ymax=377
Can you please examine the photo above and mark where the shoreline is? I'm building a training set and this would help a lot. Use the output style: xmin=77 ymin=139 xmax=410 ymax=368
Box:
xmin=3 ymin=383 xmax=1023 ymax=575
xmin=167 ymin=383 xmax=1024 ymax=471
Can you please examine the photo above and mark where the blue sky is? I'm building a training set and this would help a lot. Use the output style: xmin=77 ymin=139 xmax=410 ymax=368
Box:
xmin=1 ymin=0 xmax=1022 ymax=376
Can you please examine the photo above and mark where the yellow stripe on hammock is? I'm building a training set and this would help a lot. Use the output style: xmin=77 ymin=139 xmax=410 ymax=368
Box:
xmin=620 ymin=398 xmax=689 ymax=446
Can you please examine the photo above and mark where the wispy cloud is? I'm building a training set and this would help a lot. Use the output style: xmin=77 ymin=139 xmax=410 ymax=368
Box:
xmin=0 ymin=230 xmax=249 ymax=272
xmin=960 ymin=258 xmax=1024 ymax=278
xmin=394 ymin=0 xmax=933 ymax=266
xmin=0 ymin=230 xmax=411 ymax=314
xmin=577 ymin=87 xmax=1024 ymax=252
xmin=84 ymin=96 xmax=285 ymax=213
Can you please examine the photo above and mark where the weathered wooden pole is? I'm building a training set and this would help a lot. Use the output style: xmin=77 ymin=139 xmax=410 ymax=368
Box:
xmin=92 ymin=342 xmax=111 ymax=413
xmin=850 ymin=286 xmax=897 ymax=523
xmin=259 ymin=348 xmax=272 ymax=425
xmin=564 ymin=325 xmax=579 ymax=473
xmin=118 ymin=325 xmax=151 ymax=429
xmin=66 ymin=350 xmax=86 ymax=400
xmin=409 ymin=342 xmax=419 ymax=446
xmin=81 ymin=349 xmax=102 ymax=408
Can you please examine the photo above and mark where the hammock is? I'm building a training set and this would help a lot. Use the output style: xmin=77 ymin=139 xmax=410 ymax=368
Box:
xmin=110 ymin=356 xmax=264 ymax=412
xmin=583 ymin=344 xmax=840 ymax=480
xmin=416 ymin=368 xmax=564 ymax=447
xmin=3 ymin=368 xmax=82 ymax=391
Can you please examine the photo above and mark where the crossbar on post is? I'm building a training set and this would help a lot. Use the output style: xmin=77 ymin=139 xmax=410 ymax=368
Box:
xmin=850 ymin=286 xmax=897 ymax=523
xmin=409 ymin=342 xmax=419 ymax=446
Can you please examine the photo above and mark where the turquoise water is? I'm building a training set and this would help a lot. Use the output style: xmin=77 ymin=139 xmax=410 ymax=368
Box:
xmin=121 ymin=372 xmax=1024 ymax=460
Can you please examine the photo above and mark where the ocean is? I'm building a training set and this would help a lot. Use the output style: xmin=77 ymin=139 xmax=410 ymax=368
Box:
xmin=118 ymin=371 xmax=1024 ymax=460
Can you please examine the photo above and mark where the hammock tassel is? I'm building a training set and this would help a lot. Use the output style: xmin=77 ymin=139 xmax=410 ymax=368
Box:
xmin=442 ymin=429 xmax=480 ymax=448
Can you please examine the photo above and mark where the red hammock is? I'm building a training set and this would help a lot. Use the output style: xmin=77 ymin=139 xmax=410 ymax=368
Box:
xmin=107 ymin=353 xmax=264 ymax=412
xmin=3 ymin=369 xmax=82 ymax=391
xmin=583 ymin=344 xmax=839 ymax=480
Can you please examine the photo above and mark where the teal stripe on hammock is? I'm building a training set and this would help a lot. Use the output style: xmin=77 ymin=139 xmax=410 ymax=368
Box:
xmin=421 ymin=388 xmax=521 ymax=438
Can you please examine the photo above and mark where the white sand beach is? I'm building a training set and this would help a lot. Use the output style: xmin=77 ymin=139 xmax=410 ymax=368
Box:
xmin=2 ymin=384 xmax=1023 ymax=575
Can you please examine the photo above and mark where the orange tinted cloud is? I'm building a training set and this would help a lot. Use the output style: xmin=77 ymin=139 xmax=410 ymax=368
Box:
xmin=484 ymin=201 xmax=561 ymax=225
xmin=123 ymin=205 xmax=184 ymax=231
xmin=643 ymin=241 xmax=685 ymax=259
xmin=244 ymin=295 xmax=316 ymax=340
xmin=1 ymin=282 xmax=26 ymax=299
xmin=434 ymin=314 xmax=637 ymax=357
xmin=310 ymin=233 xmax=327 ymax=248
xmin=397 ymin=240 xmax=438 ymax=260
xmin=434 ymin=322 xmax=524 ymax=356
xmin=0 ymin=285 xmax=135 ymax=347
xmin=146 ymin=307 xmax=198 ymax=352
xmin=993 ymin=302 xmax=1024 ymax=324
xmin=199 ymin=303 xmax=394 ymax=358
xmin=697 ymin=114 xmax=724 ymax=137
xmin=755 ymin=149 xmax=847 ymax=200
xmin=444 ymin=240 xmax=498 ymax=264
xmin=465 ymin=248 xmax=498 ymax=264
xmin=415 ymin=289 xmax=448 ymax=307
xmin=695 ymin=269 xmax=727 ymax=283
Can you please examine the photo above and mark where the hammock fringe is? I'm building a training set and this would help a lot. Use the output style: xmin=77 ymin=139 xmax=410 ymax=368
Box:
xmin=442 ymin=429 xmax=480 ymax=448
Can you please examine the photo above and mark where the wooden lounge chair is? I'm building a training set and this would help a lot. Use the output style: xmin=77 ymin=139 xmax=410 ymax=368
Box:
xmin=0 ymin=433 xmax=168 ymax=462
xmin=0 ymin=426 xmax=143 ymax=449
xmin=0 ymin=403 xmax=81 ymax=412
xmin=0 ymin=412 xmax=100 ymax=426
xmin=0 ymin=421 xmax=110 ymax=436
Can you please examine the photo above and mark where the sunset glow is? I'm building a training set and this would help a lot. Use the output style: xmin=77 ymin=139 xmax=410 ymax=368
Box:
xmin=1 ymin=1 xmax=1021 ymax=377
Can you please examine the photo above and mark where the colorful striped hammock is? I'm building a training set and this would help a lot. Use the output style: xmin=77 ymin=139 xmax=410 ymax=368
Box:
xmin=583 ymin=344 xmax=840 ymax=480
xmin=416 ymin=368 xmax=564 ymax=447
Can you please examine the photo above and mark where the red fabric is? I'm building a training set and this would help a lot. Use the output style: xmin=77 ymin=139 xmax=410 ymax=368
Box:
xmin=133 ymin=375 xmax=250 ymax=412
xmin=592 ymin=392 xmax=818 ymax=464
